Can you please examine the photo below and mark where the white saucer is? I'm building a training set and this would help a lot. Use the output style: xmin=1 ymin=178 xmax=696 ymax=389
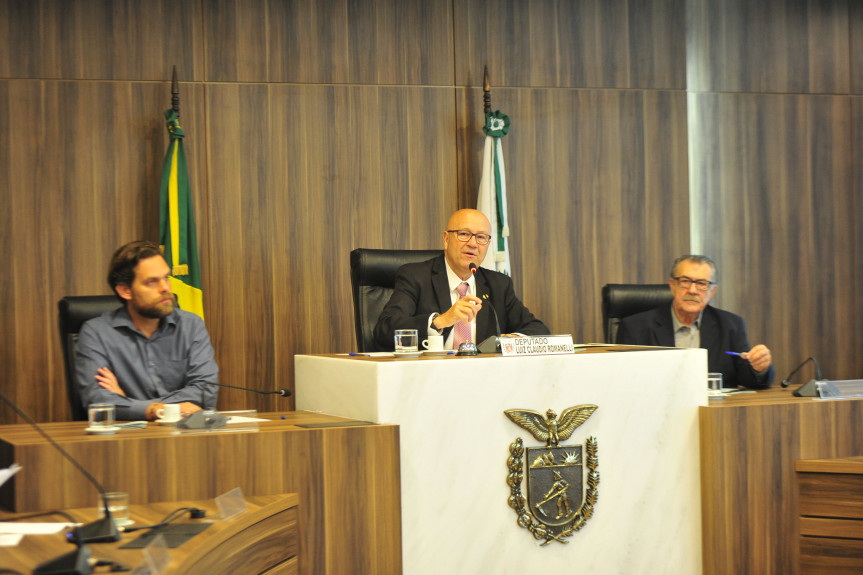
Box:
xmin=393 ymin=351 xmax=422 ymax=359
xmin=85 ymin=426 xmax=119 ymax=435
xmin=422 ymin=350 xmax=450 ymax=356
xmin=156 ymin=418 xmax=182 ymax=425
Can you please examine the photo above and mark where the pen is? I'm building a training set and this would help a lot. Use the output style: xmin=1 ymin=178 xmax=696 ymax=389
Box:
xmin=725 ymin=351 xmax=743 ymax=357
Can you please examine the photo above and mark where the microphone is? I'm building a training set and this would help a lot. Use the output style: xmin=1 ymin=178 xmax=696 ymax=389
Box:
xmin=469 ymin=263 xmax=502 ymax=354
xmin=780 ymin=357 xmax=823 ymax=388
xmin=0 ymin=390 xmax=120 ymax=575
xmin=180 ymin=382 xmax=292 ymax=429
xmin=204 ymin=382 xmax=292 ymax=397
xmin=780 ymin=357 xmax=825 ymax=397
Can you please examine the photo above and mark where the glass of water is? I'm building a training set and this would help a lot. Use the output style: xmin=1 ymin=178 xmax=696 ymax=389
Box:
xmin=394 ymin=329 xmax=418 ymax=354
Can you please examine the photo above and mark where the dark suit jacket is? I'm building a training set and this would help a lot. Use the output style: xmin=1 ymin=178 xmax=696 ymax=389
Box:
xmin=616 ymin=304 xmax=774 ymax=389
xmin=373 ymin=255 xmax=549 ymax=350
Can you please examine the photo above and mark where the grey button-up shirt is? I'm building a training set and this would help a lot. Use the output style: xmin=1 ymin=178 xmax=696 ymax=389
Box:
xmin=75 ymin=306 xmax=219 ymax=420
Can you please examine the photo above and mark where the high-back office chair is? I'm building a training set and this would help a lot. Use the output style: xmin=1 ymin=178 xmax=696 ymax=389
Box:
xmin=601 ymin=284 xmax=673 ymax=343
xmin=350 ymin=248 xmax=443 ymax=352
xmin=58 ymin=295 xmax=120 ymax=420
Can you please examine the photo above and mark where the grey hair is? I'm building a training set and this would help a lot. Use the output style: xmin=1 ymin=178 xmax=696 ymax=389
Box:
xmin=669 ymin=255 xmax=718 ymax=284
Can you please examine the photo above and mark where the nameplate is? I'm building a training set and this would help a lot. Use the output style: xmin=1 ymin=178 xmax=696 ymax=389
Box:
xmin=813 ymin=379 xmax=863 ymax=399
xmin=500 ymin=335 xmax=575 ymax=357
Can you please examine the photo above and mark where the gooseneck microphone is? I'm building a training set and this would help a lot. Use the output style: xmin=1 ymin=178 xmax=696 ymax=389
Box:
xmin=469 ymin=263 xmax=501 ymax=336
xmin=780 ymin=357 xmax=823 ymax=388
xmin=181 ymin=382 xmax=293 ymax=429
xmin=780 ymin=356 xmax=826 ymax=397
xmin=0 ymin=389 xmax=120 ymax=575
xmin=469 ymin=263 xmax=502 ymax=354
xmin=205 ymin=382 xmax=292 ymax=397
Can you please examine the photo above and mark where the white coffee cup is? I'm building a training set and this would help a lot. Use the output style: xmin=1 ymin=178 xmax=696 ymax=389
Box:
xmin=156 ymin=403 xmax=181 ymax=421
xmin=422 ymin=335 xmax=444 ymax=351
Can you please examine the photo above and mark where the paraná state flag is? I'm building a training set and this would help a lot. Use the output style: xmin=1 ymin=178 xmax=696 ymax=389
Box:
xmin=477 ymin=110 xmax=512 ymax=275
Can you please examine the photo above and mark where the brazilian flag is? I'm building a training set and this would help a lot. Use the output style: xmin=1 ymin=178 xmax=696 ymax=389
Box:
xmin=159 ymin=109 xmax=204 ymax=320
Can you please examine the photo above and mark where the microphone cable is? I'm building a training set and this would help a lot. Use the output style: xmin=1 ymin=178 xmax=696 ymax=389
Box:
xmin=780 ymin=357 xmax=823 ymax=388
xmin=120 ymin=506 xmax=207 ymax=533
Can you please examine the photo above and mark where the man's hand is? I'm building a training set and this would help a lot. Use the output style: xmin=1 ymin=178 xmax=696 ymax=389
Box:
xmin=95 ymin=367 xmax=126 ymax=396
xmin=145 ymin=401 xmax=202 ymax=421
xmin=177 ymin=402 xmax=202 ymax=417
xmin=741 ymin=344 xmax=772 ymax=373
xmin=433 ymin=295 xmax=483 ymax=329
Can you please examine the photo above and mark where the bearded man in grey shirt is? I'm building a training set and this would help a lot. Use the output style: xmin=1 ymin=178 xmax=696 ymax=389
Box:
xmin=76 ymin=240 xmax=219 ymax=421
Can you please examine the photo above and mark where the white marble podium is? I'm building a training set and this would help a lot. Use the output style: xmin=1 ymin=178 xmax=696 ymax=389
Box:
xmin=296 ymin=346 xmax=707 ymax=574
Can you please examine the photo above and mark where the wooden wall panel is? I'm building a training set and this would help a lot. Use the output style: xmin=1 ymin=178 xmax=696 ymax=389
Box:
xmin=0 ymin=82 xmax=12 ymax=424
xmin=205 ymin=84 xmax=457 ymax=410
xmin=855 ymin=99 xmax=863 ymax=382
xmin=852 ymin=2 xmax=863 ymax=94
xmin=688 ymin=92 xmax=859 ymax=381
xmin=457 ymin=87 xmax=689 ymax=341
xmin=0 ymin=80 xmax=207 ymax=422
xmin=204 ymin=0 xmax=454 ymax=85
xmin=0 ymin=0 xmax=204 ymax=81
xmin=455 ymin=0 xmax=686 ymax=89
xmin=2 ymin=0 xmax=863 ymax=425
xmin=687 ymin=0 xmax=850 ymax=94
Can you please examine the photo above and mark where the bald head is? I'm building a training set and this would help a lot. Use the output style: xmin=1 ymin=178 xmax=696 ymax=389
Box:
xmin=446 ymin=209 xmax=489 ymax=231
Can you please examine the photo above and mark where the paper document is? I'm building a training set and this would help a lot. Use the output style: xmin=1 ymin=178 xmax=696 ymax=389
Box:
xmin=0 ymin=463 xmax=21 ymax=488
xmin=0 ymin=521 xmax=77 ymax=546
xmin=0 ymin=522 xmax=75 ymax=535
xmin=0 ymin=533 xmax=22 ymax=546
xmin=226 ymin=416 xmax=269 ymax=424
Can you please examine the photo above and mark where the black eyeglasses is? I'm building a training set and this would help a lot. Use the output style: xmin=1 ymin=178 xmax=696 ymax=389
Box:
xmin=446 ymin=230 xmax=491 ymax=245
xmin=672 ymin=276 xmax=715 ymax=292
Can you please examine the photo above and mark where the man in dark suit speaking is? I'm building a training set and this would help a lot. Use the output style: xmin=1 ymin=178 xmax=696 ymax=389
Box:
xmin=616 ymin=254 xmax=774 ymax=389
xmin=373 ymin=209 xmax=549 ymax=351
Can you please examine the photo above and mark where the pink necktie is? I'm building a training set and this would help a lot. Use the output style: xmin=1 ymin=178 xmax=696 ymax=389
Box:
xmin=452 ymin=282 xmax=471 ymax=349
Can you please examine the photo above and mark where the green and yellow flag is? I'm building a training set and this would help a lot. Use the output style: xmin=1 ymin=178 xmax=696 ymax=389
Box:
xmin=159 ymin=109 xmax=204 ymax=320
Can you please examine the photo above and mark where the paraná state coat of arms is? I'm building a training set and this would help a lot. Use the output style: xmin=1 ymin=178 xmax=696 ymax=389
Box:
xmin=505 ymin=405 xmax=599 ymax=545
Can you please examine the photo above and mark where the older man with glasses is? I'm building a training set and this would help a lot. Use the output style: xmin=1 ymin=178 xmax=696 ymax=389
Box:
xmin=373 ymin=209 xmax=549 ymax=351
xmin=616 ymin=254 xmax=774 ymax=389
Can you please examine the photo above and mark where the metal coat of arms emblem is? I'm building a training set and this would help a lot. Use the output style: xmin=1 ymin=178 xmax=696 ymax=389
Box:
xmin=505 ymin=405 xmax=599 ymax=545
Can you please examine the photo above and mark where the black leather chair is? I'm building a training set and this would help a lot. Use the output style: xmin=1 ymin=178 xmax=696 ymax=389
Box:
xmin=350 ymin=248 xmax=443 ymax=352
xmin=601 ymin=284 xmax=673 ymax=344
xmin=58 ymin=295 xmax=120 ymax=420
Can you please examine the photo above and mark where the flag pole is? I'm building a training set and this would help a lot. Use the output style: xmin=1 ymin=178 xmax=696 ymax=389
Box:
xmin=171 ymin=65 xmax=180 ymax=117
xmin=483 ymin=65 xmax=491 ymax=115
xmin=160 ymin=66 xmax=205 ymax=320
xmin=477 ymin=65 xmax=512 ymax=275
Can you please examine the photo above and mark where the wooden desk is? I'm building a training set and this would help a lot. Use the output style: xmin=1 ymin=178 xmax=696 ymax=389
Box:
xmin=700 ymin=389 xmax=863 ymax=574
xmin=0 ymin=494 xmax=299 ymax=574
xmin=796 ymin=455 xmax=863 ymax=574
xmin=0 ymin=412 xmax=402 ymax=575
